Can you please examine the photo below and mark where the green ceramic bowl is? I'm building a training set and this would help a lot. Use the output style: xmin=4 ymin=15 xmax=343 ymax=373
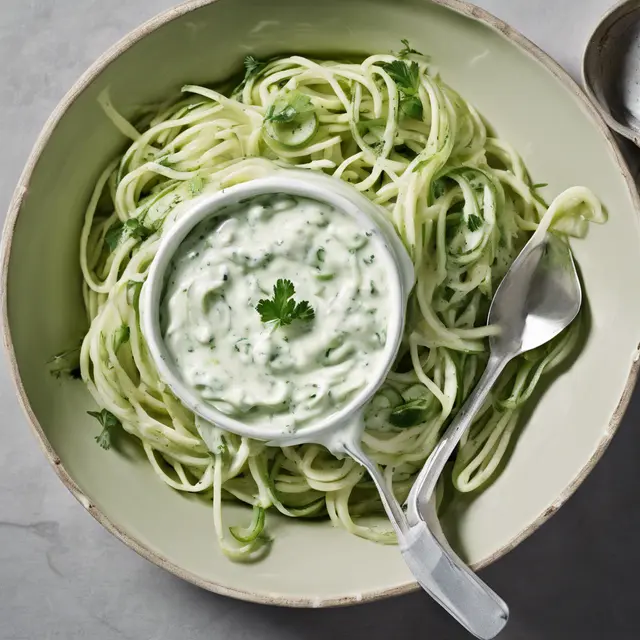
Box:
xmin=3 ymin=0 xmax=640 ymax=606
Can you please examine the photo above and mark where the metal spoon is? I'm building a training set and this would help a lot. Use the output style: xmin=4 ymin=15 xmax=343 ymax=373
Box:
xmin=583 ymin=0 xmax=640 ymax=145
xmin=405 ymin=228 xmax=582 ymax=633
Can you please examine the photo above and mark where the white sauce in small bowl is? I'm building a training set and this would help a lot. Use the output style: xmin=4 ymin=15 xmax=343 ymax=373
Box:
xmin=161 ymin=193 xmax=391 ymax=431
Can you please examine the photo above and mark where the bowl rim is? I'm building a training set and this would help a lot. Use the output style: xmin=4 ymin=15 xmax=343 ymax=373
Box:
xmin=1 ymin=0 xmax=639 ymax=608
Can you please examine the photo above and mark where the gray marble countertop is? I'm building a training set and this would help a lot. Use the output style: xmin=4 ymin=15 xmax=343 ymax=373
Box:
xmin=2 ymin=1 xmax=639 ymax=639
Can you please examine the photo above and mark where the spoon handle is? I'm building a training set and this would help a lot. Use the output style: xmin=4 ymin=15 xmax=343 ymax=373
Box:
xmin=341 ymin=439 xmax=508 ymax=639
xmin=400 ymin=518 xmax=509 ymax=639
xmin=407 ymin=353 xmax=510 ymax=519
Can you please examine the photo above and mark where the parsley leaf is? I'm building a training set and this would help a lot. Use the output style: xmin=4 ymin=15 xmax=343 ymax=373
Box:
xmin=400 ymin=95 xmax=423 ymax=119
xmin=380 ymin=61 xmax=423 ymax=120
xmin=431 ymin=178 xmax=448 ymax=201
xmin=256 ymin=279 xmax=315 ymax=328
xmin=113 ymin=325 xmax=130 ymax=352
xmin=467 ymin=214 xmax=483 ymax=232
xmin=264 ymin=91 xmax=314 ymax=124
xmin=87 ymin=409 xmax=121 ymax=450
xmin=244 ymin=55 xmax=266 ymax=82
xmin=381 ymin=60 xmax=420 ymax=92
xmin=123 ymin=218 xmax=154 ymax=241
xmin=291 ymin=300 xmax=315 ymax=322
xmin=397 ymin=39 xmax=423 ymax=58
xmin=234 ymin=55 xmax=267 ymax=97
xmin=105 ymin=218 xmax=155 ymax=251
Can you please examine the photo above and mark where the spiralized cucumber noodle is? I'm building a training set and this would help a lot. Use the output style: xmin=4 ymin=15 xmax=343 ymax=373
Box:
xmin=78 ymin=49 xmax=605 ymax=559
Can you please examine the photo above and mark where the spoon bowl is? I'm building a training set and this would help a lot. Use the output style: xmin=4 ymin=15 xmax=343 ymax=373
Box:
xmin=583 ymin=0 xmax=640 ymax=145
xmin=408 ymin=226 xmax=583 ymax=517
xmin=489 ymin=233 xmax=582 ymax=355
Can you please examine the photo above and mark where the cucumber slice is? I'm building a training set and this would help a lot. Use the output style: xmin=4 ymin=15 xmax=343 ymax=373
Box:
xmin=368 ymin=387 xmax=402 ymax=412
xmin=369 ymin=387 xmax=403 ymax=412
xmin=391 ymin=384 xmax=435 ymax=427
xmin=389 ymin=399 xmax=430 ymax=428
xmin=265 ymin=111 xmax=318 ymax=148
xmin=378 ymin=386 xmax=403 ymax=407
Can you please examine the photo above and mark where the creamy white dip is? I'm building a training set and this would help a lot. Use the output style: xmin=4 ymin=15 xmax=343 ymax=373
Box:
xmin=161 ymin=193 xmax=390 ymax=431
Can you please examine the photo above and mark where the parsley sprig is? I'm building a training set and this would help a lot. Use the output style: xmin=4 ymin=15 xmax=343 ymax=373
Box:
xmin=87 ymin=408 xmax=121 ymax=450
xmin=264 ymin=91 xmax=314 ymax=124
xmin=234 ymin=55 xmax=267 ymax=97
xmin=104 ymin=217 xmax=156 ymax=252
xmin=244 ymin=55 xmax=266 ymax=82
xmin=256 ymin=279 xmax=315 ymax=328
xmin=397 ymin=39 xmax=423 ymax=58
xmin=379 ymin=60 xmax=423 ymax=120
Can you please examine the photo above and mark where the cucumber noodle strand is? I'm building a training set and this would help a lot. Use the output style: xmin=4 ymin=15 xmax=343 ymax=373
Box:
xmin=79 ymin=53 xmax=605 ymax=558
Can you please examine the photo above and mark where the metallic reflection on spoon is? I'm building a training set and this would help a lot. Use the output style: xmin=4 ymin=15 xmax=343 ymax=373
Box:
xmin=584 ymin=0 xmax=640 ymax=145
